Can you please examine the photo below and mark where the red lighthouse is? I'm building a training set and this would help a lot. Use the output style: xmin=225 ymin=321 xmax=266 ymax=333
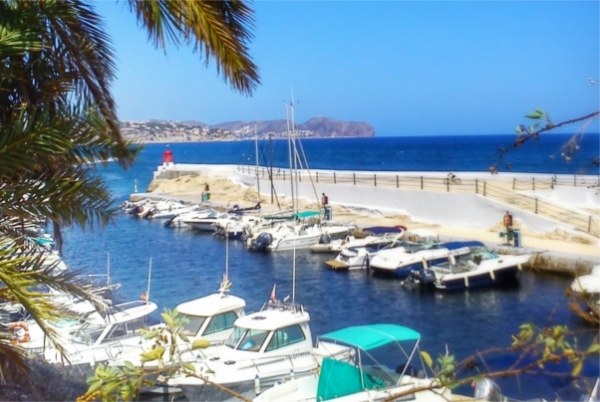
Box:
xmin=163 ymin=146 xmax=174 ymax=166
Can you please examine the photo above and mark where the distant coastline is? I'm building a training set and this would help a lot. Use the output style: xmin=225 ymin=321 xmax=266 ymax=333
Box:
xmin=120 ymin=117 xmax=375 ymax=143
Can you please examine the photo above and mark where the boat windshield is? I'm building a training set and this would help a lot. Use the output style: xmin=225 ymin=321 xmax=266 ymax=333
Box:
xmin=72 ymin=323 xmax=104 ymax=345
xmin=225 ymin=326 xmax=270 ymax=352
xmin=472 ymin=247 xmax=498 ymax=263
xmin=180 ymin=314 xmax=207 ymax=336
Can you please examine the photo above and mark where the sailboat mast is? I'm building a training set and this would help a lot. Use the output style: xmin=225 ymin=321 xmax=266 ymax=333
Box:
xmin=106 ymin=252 xmax=111 ymax=288
xmin=289 ymin=92 xmax=299 ymax=304
xmin=285 ymin=103 xmax=296 ymax=213
xmin=254 ymin=126 xmax=261 ymax=203
xmin=146 ymin=257 xmax=152 ymax=303
xmin=269 ymin=134 xmax=274 ymax=204
xmin=225 ymin=225 xmax=229 ymax=279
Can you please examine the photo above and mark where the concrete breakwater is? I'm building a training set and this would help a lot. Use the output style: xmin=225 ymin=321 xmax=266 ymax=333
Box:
xmin=140 ymin=163 xmax=599 ymax=277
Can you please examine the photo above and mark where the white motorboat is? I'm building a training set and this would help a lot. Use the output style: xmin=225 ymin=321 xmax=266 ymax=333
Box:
xmin=213 ymin=214 xmax=267 ymax=240
xmin=367 ymin=239 xmax=465 ymax=279
xmin=147 ymin=202 xmax=199 ymax=220
xmin=164 ymin=207 xmax=216 ymax=228
xmin=167 ymin=300 xmax=318 ymax=401
xmin=133 ymin=200 xmax=162 ymax=219
xmin=310 ymin=226 xmax=406 ymax=254
xmin=267 ymin=223 xmax=326 ymax=252
xmin=247 ymin=220 xmax=352 ymax=252
xmin=120 ymin=198 xmax=153 ymax=215
xmin=570 ymin=265 xmax=600 ymax=295
xmin=324 ymin=232 xmax=405 ymax=271
xmin=567 ymin=265 xmax=600 ymax=325
xmin=110 ymin=279 xmax=247 ymax=368
xmin=21 ymin=295 xmax=104 ymax=351
xmin=4 ymin=286 xmax=107 ymax=347
xmin=28 ymin=299 xmax=158 ymax=367
xmin=253 ymin=324 xmax=451 ymax=402
xmin=411 ymin=241 xmax=531 ymax=291
xmin=186 ymin=209 xmax=230 ymax=232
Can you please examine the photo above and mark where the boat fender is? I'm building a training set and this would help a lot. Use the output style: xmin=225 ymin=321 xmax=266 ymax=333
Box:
xmin=9 ymin=321 xmax=30 ymax=344
xmin=254 ymin=374 xmax=261 ymax=395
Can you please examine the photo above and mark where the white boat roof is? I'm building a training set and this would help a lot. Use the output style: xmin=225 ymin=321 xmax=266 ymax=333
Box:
xmin=106 ymin=300 xmax=158 ymax=323
xmin=234 ymin=304 xmax=310 ymax=331
xmin=571 ymin=273 xmax=600 ymax=294
xmin=176 ymin=293 xmax=246 ymax=316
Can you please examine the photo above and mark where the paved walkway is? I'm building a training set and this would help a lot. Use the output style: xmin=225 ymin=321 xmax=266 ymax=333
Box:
xmin=143 ymin=164 xmax=600 ymax=267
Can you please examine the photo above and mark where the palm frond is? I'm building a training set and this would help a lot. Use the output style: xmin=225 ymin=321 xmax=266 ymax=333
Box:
xmin=128 ymin=0 xmax=260 ymax=95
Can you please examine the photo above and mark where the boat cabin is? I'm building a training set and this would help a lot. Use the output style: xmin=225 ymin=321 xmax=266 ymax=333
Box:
xmin=223 ymin=302 xmax=312 ymax=354
xmin=71 ymin=300 xmax=158 ymax=347
xmin=176 ymin=293 xmax=246 ymax=343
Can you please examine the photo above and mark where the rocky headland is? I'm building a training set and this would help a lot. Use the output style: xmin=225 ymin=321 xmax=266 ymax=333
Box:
xmin=121 ymin=117 xmax=375 ymax=143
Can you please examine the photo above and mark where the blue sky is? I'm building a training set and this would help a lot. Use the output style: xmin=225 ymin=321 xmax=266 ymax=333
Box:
xmin=97 ymin=1 xmax=599 ymax=136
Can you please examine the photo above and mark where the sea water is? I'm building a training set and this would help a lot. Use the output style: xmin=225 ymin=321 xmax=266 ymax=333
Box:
xmin=61 ymin=135 xmax=599 ymax=400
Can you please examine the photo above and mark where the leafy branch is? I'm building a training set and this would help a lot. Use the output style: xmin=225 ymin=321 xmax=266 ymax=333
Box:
xmin=491 ymin=109 xmax=600 ymax=172
xmin=419 ymin=323 xmax=599 ymax=397
xmin=78 ymin=309 xmax=251 ymax=402
xmin=79 ymin=313 xmax=599 ymax=402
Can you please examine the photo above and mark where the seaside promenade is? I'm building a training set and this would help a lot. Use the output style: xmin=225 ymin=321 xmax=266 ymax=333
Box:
xmin=141 ymin=163 xmax=600 ymax=271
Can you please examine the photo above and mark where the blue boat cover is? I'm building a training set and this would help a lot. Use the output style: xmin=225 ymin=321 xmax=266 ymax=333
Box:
xmin=363 ymin=226 xmax=406 ymax=235
xmin=320 ymin=324 xmax=420 ymax=351
xmin=442 ymin=240 xmax=484 ymax=250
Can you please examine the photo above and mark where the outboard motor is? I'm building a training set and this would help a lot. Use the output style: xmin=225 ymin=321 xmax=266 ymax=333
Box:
xmin=249 ymin=232 xmax=272 ymax=252
xmin=319 ymin=232 xmax=331 ymax=244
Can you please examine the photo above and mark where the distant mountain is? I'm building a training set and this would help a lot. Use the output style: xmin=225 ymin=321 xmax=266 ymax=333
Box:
xmin=120 ymin=117 xmax=374 ymax=143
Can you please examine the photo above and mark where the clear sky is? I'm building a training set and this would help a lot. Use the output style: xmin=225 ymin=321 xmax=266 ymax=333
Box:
xmin=96 ymin=1 xmax=599 ymax=136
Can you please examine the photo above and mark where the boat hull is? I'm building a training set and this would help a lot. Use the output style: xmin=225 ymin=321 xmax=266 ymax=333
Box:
xmin=370 ymin=258 xmax=447 ymax=279
xmin=177 ymin=366 xmax=315 ymax=402
xmin=434 ymin=265 xmax=520 ymax=291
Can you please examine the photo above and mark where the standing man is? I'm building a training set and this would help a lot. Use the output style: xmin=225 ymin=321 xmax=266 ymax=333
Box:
xmin=322 ymin=193 xmax=330 ymax=220
xmin=503 ymin=211 xmax=513 ymax=230
xmin=503 ymin=211 xmax=514 ymax=245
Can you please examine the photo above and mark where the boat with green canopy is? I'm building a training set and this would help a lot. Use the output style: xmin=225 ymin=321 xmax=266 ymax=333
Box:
xmin=254 ymin=323 xmax=451 ymax=401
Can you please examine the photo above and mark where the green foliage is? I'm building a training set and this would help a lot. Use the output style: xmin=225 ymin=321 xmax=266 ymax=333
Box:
xmin=490 ymin=108 xmax=599 ymax=172
xmin=524 ymin=108 xmax=548 ymax=120
xmin=78 ymin=362 xmax=150 ymax=402
xmin=127 ymin=0 xmax=260 ymax=95
xmin=0 ymin=0 xmax=259 ymax=392
xmin=80 ymin=309 xmax=197 ymax=401
xmin=422 ymin=323 xmax=599 ymax=392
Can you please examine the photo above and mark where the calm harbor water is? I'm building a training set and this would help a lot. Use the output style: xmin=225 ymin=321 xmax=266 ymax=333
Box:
xmin=61 ymin=136 xmax=599 ymax=400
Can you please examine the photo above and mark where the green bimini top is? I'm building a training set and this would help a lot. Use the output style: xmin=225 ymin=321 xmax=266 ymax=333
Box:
xmin=295 ymin=210 xmax=321 ymax=219
xmin=320 ymin=324 xmax=421 ymax=351
xmin=263 ymin=210 xmax=321 ymax=220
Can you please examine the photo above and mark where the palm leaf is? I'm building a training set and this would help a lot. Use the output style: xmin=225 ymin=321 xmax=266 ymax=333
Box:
xmin=128 ymin=0 xmax=260 ymax=94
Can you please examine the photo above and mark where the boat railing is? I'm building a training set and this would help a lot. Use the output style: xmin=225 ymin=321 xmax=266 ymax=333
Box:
xmin=260 ymin=300 xmax=306 ymax=315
